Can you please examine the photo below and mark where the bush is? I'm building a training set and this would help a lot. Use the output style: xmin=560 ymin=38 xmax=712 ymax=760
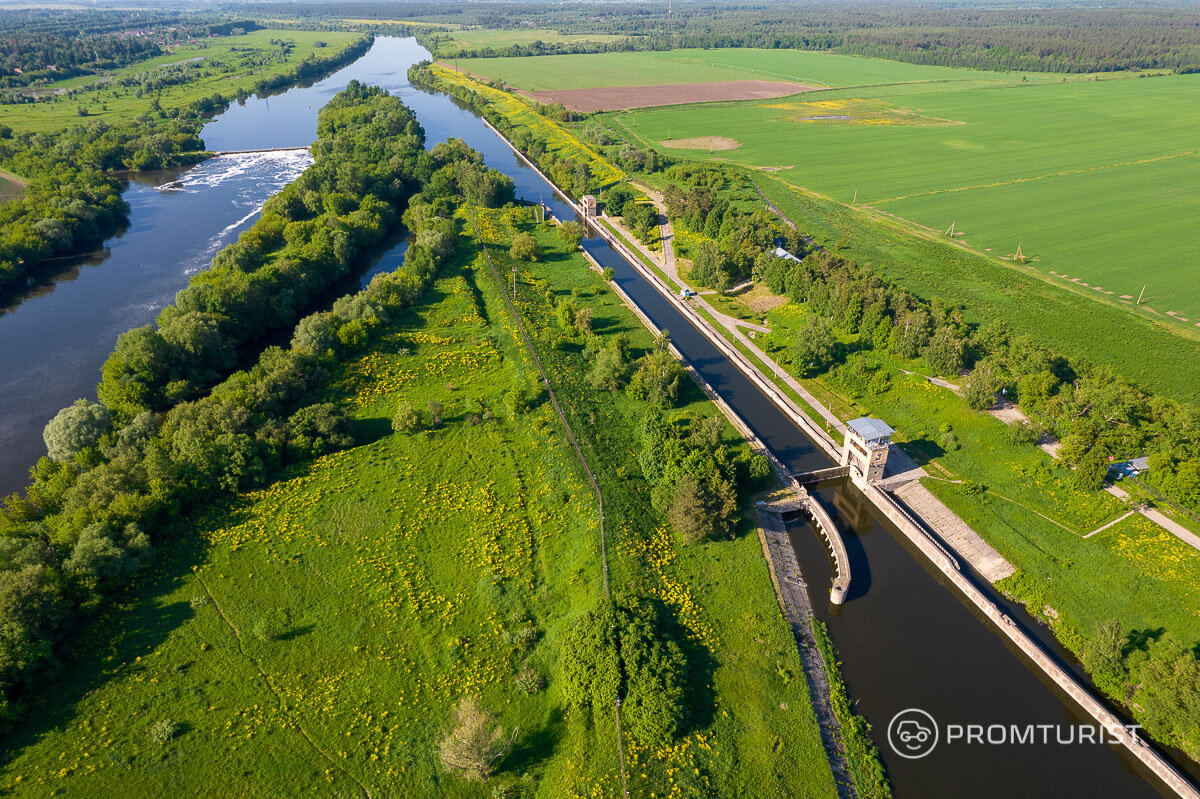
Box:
xmin=392 ymin=400 xmax=421 ymax=433
xmin=514 ymin=665 xmax=545 ymax=695
xmin=557 ymin=220 xmax=584 ymax=249
xmin=509 ymin=233 xmax=539 ymax=262
xmin=148 ymin=718 xmax=179 ymax=744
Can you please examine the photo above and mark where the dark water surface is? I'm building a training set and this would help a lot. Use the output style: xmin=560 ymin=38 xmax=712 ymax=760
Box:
xmin=0 ymin=35 xmax=1192 ymax=798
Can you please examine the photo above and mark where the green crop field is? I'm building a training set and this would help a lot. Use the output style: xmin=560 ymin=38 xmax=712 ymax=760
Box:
xmin=437 ymin=28 xmax=627 ymax=55
xmin=592 ymin=53 xmax=1200 ymax=324
xmin=0 ymin=30 xmax=359 ymax=133
xmin=452 ymin=48 xmax=1037 ymax=92
xmin=0 ymin=213 xmax=837 ymax=798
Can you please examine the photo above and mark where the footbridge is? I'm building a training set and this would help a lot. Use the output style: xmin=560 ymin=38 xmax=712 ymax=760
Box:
xmin=761 ymin=484 xmax=851 ymax=605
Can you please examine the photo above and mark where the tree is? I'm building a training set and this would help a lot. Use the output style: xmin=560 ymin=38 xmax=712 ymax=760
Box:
xmin=392 ymin=400 xmax=420 ymax=433
xmin=64 ymin=522 xmax=152 ymax=591
xmin=286 ymin=403 xmax=354 ymax=459
xmin=923 ymin=325 xmax=968 ymax=376
xmin=509 ymin=233 xmax=539 ymax=262
xmin=791 ymin=315 xmax=836 ymax=376
xmin=437 ymin=697 xmax=505 ymax=782
xmin=562 ymin=599 xmax=686 ymax=746
xmin=604 ymin=183 xmax=637 ymax=217
xmin=43 ymin=399 xmax=111 ymax=462
xmin=689 ymin=241 xmax=729 ymax=291
xmin=664 ymin=472 xmax=738 ymax=542
xmin=558 ymin=220 xmax=584 ymax=249
xmin=627 ymin=350 xmax=685 ymax=408
xmin=962 ymin=360 xmax=1003 ymax=411
xmin=1074 ymin=445 xmax=1111 ymax=490
xmin=587 ymin=344 xmax=628 ymax=391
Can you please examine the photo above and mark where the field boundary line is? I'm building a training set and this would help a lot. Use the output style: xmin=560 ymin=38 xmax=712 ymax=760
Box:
xmin=194 ymin=573 xmax=371 ymax=799
xmin=756 ymin=173 xmax=1200 ymax=344
xmin=871 ymin=150 xmax=1195 ymax=205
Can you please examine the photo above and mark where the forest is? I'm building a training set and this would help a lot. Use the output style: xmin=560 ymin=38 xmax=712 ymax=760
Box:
xmin=246 ymin=1 xmax=1200 ymax=74
xmin=0 ymin=80 xmax=516 ymax=731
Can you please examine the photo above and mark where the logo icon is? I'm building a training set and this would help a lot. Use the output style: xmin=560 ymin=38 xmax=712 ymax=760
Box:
xmin=888 ymin=708 xmax=939 ymax=759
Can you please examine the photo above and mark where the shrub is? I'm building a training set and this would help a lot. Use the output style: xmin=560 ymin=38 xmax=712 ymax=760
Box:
xmin=514 ymin=666 xmax=545 ymax=695
xmin=392 ymin=400 xmax=421 ymax=433
xmin=148 ymin=719 xmax=179 ymax=744
xmin=437 ymin=697 xmax=505 ymax=782
xmin=509 ymin=233 xmax=539 ymax=262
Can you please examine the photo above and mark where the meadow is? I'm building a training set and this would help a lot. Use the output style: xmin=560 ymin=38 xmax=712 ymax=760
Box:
xmin=434 ymin=28 xmax=628 ymax=56
xmin=0 ymin=30 xmax=359 ymax=133
xmin=0 ymin=212 xmax=838 ymax=798
xmin=451 ymin=48 xmax=1033 ymax=92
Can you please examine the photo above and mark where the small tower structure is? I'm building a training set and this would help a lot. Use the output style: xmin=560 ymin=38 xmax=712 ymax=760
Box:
xmin=842 ymin=417 xmax=895 ymax=487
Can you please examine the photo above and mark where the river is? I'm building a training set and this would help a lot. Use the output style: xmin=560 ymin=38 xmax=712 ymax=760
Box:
xmin=0 ymin=35 xmax=1191 ymax=799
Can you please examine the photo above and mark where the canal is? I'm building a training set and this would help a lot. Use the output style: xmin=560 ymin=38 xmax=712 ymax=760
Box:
xmin=0 ymin=34 xmax=1191 ymax=799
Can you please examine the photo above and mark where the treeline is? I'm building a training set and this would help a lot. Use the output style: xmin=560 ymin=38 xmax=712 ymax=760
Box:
xmin=277 ymin=1 xmax=1200 ymax=74
xmin=0 ymin=35 xmax=372 ymax=295
xmin=252 ymin=34 xmax=371 ymax=95
xmin=0 ymin=83 xmax=515 ymax=729
xmin=658 ymin=165 xmax=805 ymax=290
xmin=0 ymin=9 xmax=179 ymax=87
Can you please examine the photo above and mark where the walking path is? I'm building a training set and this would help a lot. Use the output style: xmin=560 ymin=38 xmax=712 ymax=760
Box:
xmin=611 ymin=191 xmax=847 ymax=438
xmin=892 ymin=482 xmax=1016 ymax=582
xmin=1105 ymin=484 xmax=1200 ymax=552
xmin=988 ymin=399 xmax=1200 ymax=553
xmin=756 ymin=496 xmax=858 ymax=799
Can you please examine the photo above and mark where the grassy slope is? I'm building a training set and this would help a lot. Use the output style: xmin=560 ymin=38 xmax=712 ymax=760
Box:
xmin=0 ymin=30 xmax=358 ymax=133
xmin=613 ymin=73 xmax=1200 ymax=318
xmin=0 ymin=213 xmax=836 ymax=798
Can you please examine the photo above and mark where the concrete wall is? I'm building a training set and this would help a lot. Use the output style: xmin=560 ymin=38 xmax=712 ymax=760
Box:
xmin=866 ymin=484 xmax=1200 ymax=799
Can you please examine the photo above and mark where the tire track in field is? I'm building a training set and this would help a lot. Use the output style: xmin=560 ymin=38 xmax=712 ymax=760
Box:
xmin=195 ymin=573 xmax=373 ymax=799
xmin=870 ymin=150 xmax=1195 ymax=205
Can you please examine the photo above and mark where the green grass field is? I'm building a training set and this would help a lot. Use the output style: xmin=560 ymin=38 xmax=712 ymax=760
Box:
xmin=0 ymin=30 xmax=359 ymax=133
xmin=453 ymin=48 xmax=1041 ymax=92
xmin=605 ymin=64 xmax=1200 ymax=322
xmin=0 ymin=212 xmax=837 ymax=798
xmin=436 ymin=28 xmax=627 ymax=56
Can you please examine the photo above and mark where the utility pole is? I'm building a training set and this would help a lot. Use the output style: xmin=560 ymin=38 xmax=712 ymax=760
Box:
xmin=1137 ymin=284 xmax=1146 ymax=305
xmin=512 ymin=266 xmax=518 ymax=298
